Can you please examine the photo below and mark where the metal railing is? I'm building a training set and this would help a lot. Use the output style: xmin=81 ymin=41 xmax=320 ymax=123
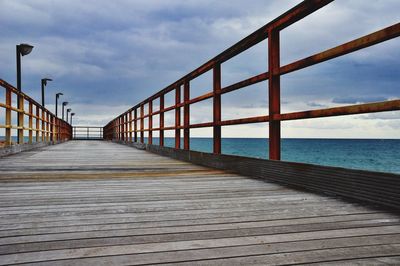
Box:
xmin=104 ymin=0 xmax=400 ymax=160
xmin=73 ymin=126 xmax=103 ymax=140
xmin=0 ymin=79 xmax=72 ymax=147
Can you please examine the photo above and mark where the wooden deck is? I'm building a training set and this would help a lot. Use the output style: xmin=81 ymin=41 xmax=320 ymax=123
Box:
xmin=0 ymin=140 xmax=399 ymax=265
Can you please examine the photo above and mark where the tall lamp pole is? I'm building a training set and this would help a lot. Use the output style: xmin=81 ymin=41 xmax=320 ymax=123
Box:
xmin=16 ymin=43 xmax=34 ymax=143
xmin=16 ymin=43 xmax=34 ymax=92
xmin=41 ymin=78 xmax=52 ymax=107
xmin=70 ymin=113 xmax=75 ymax=125
xmin=55 ymin=93 xmax=63 ymax=117
xmin=62 ymin=101 xmax=68 ymax=121
xmin=66 ymin=108 xmax=71 ymax=123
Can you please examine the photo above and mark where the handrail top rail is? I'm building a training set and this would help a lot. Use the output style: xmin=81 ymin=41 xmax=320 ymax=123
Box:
xmin=0 ymin=79 xmax=61 ymax=120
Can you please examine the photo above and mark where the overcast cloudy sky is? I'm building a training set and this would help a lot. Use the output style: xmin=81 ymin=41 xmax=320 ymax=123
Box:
xmin=1 ymin=0 xmax=399 ymax=138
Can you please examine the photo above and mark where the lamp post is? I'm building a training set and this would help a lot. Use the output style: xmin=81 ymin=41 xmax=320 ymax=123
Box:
xmin=41 ymin=78 xmax=52 ymax=107
xmin=55 ymin=93 xmax=63 ymax=118
xmin=16 ymin=43 xmax=34 ymax=92
xmin=70 ymin=113 xmax=75 ymax=125
xmin=62 ymin=101 xmax=68 ymax=121
xmin=66 ymin=108 xmax=71 ymax=123
xmin=16 ymin=43 xmax=34 ymax=143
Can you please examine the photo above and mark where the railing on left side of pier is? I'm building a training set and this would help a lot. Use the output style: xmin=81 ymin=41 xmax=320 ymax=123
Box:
xmin=103 ymin=0 xmax=400 ymax=160
xmin=0 ymin=79 xmax=72 ymax=147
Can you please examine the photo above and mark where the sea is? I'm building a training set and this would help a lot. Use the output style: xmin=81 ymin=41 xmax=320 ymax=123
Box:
xmin=154 ymin=138 xmax=400 ymax=174
xmin=1 ymin=137 xmax=399 ymax=174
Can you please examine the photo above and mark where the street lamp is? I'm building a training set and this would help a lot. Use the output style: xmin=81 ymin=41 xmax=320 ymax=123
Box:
xmin=55 ymin=92 xmax=63 ymax=118
xmin=16 ymin=43 xmax=34 ymax=143
xmin=66 ymin=108 xmax=71 ymax=123
xmin=70 ymin=113 xmax=75 ymax=125
xmin=41 ymin=78 xmax=52 ymax=107
xmin=62 ymin=101 xmax=68 ymax=121
xmin=16 ymin=43 xmax=34 ymax=92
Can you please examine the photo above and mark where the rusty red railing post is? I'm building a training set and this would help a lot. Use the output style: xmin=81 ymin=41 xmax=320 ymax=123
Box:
xmin=183 ymin=81 xmax=190 ymax=150
xmin=159 ymin=95 xmax=165 ymax=147
xmin=35 ymin=106 xmax=40 ymax=142
xmin=41 ymin=107 xmax=45 ymax=142
xmin=175 ymin=86 xmax=181 ymax=149
xmin=28 ymin=102 xmax=33 ymax=144
xmin=149 ymin=100 xmax=153 ymax=145
xmin=268 ymin=29 xmax=281 ymax=160
xmin=213 ymin=63 xmax=222 ymax=154
xmin=134 ymin=108 xmax=138 ymax=142
xmin=129 ymin=111 xmax=132 ymax=142
xmin=124 ymin=113 xmax=129 ymax=142
xmin=126 ymin=113 xmax=129 ymax=141
xmin=17 ymin=94 xmax=24 ymax=144
xmin=120 ymin=116 xmax=123 ymax=141
xmin=140 ymin=104 xmax=144 ymax=143
xmin=122 ymin=115 xmax=126 ymax=142
xmin=5 ymin=87 xmax=11 ymax=145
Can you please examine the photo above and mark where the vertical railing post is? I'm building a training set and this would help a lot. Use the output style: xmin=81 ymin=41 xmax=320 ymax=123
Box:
xmin=119 ymin=116 xmax=122 ymax=141
xmin=18 ymin=94 xmax=24 ymax=144
xmin=149 ymin=100 xmax=153 ymax=145
xmin=129 ymin=111 xmax=132 ymax=142
xmin=116 ymin=116 xmax=121 ymax=141
xmin=46 ymin=112 xmax=50 ymax=142
xmin=36 ymin=106 xmax=39 ymax=142
xmin=140 ymin=105 xmax=144 ymax=143
xmin=175 ymin=86 xmax=181 ymax=149
xmin=268 ymin=29 xmax=281 ymax=160
xmin=28 ymin=102 xmax=33 ymax=144
xmin=50 ymin=115 xmax=54 ymax=142
xmin=125 ymin=113 xmax=128 ymax=141
xmin=213 ymin=63 xmax=222 ymax=154
xmin=183 ymin=81 xmax=190 ymax=150
xmin=87 ymin=127 xmax=89 ymax=139
xmin=5 ymin=88 xmax=11 ymax=145
xmin=41 ymin=107 xmax=45 ymax=142
xmin=159 ymin=95 xmax=164 ymax=147
xmin=134 ymin=108 xmax=138 ymax=142
xmin=122 ymin=115 xmax=126 ymax=142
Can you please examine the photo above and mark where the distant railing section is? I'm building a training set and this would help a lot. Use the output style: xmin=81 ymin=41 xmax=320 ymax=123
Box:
xmin=73 ymin=126 xmax=103 ymax=140
xmin=104 ymin=0 xmax=400 ymax=160
xmin=0 ymin=79 xmax=72 ymax=147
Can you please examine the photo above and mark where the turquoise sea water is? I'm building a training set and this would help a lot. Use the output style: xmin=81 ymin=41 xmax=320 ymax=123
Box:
xmin=152 ymin=138 xmax=400 ymax=174
xmin=1 ymin=136 xmax=399 ymax=174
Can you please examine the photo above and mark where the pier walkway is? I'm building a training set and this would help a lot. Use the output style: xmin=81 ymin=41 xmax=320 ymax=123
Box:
xmin=0 ymin=140 xmax=399 ymax=265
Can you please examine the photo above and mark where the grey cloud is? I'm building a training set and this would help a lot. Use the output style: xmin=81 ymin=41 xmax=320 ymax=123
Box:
xmin=332 ymin=96 xmax=388 ymax=104
xmin=1 ymin=0 xmax=399 ymax=134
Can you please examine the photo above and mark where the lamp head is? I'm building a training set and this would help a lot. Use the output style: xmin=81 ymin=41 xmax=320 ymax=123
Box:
xmin=67 ymin=108 xmax=71 ymax=112
xmin=41 ymin=78 xmax=52 ymax=86
xmin=62 ymin=101 xmax=68 ymax=106
xmin=56 ymin=92 xmax=63 ymax=97
xmin=71 ymin=113 xmax=75 ymax=116
xmin=18 ymin=43 xmax=34 ymax=56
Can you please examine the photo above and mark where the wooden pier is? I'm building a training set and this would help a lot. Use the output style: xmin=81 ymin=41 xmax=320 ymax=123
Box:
xmin=0 ymin=140 xmax=399 ymax=265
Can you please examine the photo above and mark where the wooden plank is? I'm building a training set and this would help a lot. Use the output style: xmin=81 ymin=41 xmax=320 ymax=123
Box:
xmin=0 ymin=140 xmax=398 ymax=264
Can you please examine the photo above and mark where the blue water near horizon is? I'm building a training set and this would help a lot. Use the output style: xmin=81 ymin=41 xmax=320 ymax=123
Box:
xmin=152 ymin=137 xmax=400 ymax=174
xmin=1 ymin=136 xmax=399 ymax=174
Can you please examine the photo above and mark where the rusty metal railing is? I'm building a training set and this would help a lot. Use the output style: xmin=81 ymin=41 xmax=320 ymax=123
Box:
xmin=73 ymin=126 xmax=103 ymax=140
xmin=104 ymin=0 xmax=400 ymax=160
xmin=0 ymin=79 xmax=72 ymax=147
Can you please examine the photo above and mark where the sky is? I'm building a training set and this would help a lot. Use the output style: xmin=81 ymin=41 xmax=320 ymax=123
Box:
xmin=0 ymin=0 xmax=399 ymax=138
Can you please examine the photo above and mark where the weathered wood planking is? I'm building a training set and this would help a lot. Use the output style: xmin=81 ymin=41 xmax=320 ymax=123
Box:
xmin=0 ymin=140 xmax=399 ymax=265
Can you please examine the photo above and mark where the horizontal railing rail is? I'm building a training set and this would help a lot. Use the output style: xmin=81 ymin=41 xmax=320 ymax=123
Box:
xmin=73 ymin=126 xmax=103 ymax=140
xmin=104 ymin=0 xmax=400 ymax=160
xmin=0 ymin=79 xmax=72 ymax=147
